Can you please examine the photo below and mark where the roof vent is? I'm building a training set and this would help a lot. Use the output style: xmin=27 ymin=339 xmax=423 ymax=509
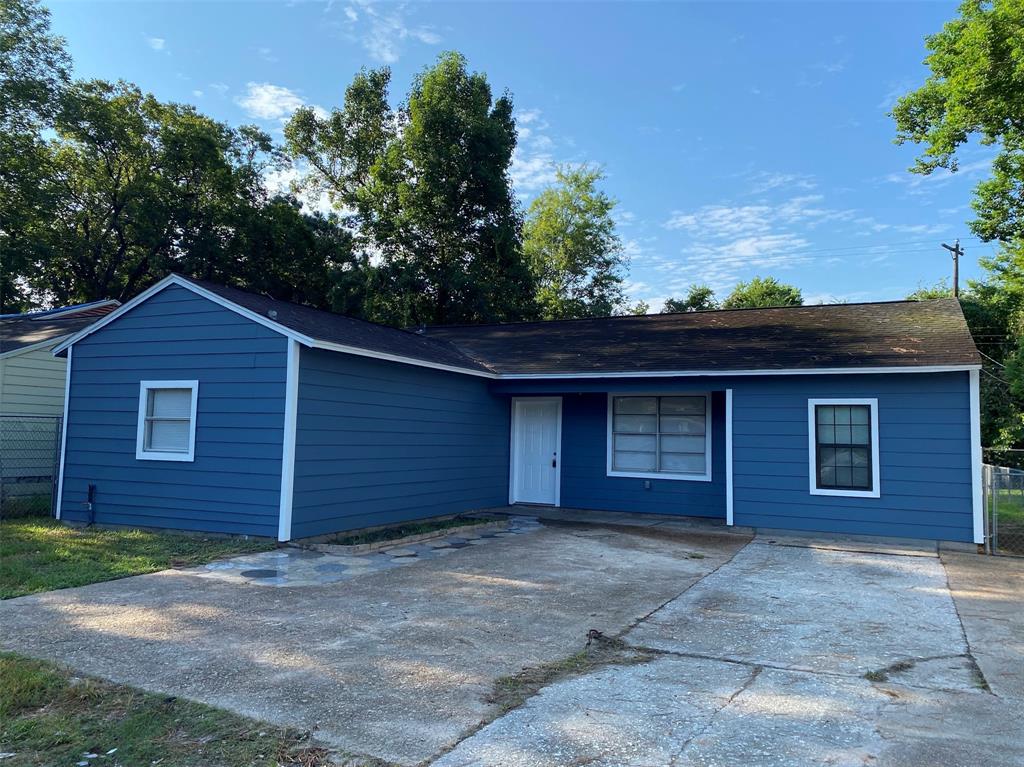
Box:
xmin=267 ymin=309 xmax=278 ymax=320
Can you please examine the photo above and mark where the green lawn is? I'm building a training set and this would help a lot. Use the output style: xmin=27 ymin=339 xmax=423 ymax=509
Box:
xmin=0 ymin=518 xmax=273 ymax=599
xmin=0 ymin=652 xmax=340 ymax=767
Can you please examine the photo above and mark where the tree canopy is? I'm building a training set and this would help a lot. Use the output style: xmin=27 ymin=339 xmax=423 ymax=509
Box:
xmin=892 ymin=0 xmax=1024 ymax=244
xmin=662 ymin=284 xmax=718 ymax=313
xmin=523 ymin=165 xmax=627 ymax=320
xmin=721 ymin=276 xmax=803 ymax=309
xmin=287 ymin=52 xmax=535 ymax=326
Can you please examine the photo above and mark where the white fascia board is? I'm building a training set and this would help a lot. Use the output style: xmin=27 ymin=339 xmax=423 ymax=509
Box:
xmin=497 ymin=365 xmax=981 ymax=380
xmin=52 ymin=275 xmax=312 ymax=355
xmin=55 ymin=345 xmax=72 ymax=520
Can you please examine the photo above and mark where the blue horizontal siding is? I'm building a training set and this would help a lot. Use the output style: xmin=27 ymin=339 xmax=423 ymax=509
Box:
xmin=290 ymin=348 xmax=509 ymax=538
xmin=496 ymin=372 xmax=974 ymax=542
xmin=60 ymin=284 xmax=286 ymax=537
xmin=555 ymin=392 xmax=726 ymax=518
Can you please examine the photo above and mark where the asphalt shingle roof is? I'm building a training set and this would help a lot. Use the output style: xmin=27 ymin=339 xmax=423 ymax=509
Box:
xmin=1 ymin=301 xmax=120 ymax=355
xmin=420 ymin=299 xmax=981 ymax=375
xmin=180 ymin=277 xmax=492 ymax=373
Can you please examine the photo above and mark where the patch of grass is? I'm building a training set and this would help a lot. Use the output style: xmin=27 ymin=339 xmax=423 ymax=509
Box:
xmin=0 ymin=652 xmax=350 ymax=767
xmin=486 ymin=634 xmax=656 ymax=713
xmin=325 ymin=516 xmax=491 ymax=547
xmin=0 ymin=495 xmax=52 ymax=519
xmin=863 ymin=659 xmax=916 ymax=683
xmin=0 ymin=519 xmax=273 ymax=599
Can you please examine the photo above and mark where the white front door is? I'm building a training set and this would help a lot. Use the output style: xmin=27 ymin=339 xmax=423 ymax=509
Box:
xmin=511 ymin=397 xmax=561 ymax=506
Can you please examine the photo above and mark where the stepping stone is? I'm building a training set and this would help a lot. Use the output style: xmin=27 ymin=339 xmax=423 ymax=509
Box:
xmin=468 ymin=539 xmax=490 ymax=545
xmin=386 ymin=547 xmax=419 ymax=557
xmin=240 ymin=569 xmax=280 ymax=579
xmin=315 ymin=563 xmax=348 ymax=573
xmin=428 ymin=540 xmax=452 ymax=548
xmin=205 ymin=561 xmax=237 ymax=570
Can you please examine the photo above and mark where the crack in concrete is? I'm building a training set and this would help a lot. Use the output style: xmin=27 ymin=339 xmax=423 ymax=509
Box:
xmin=938 ymin=555 xmax=994 ymax=695
xmin=668 ymin=664 xmax=763 ymax=766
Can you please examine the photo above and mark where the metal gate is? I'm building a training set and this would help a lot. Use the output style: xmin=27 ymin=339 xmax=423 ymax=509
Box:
xmin=983 ymin=463 xmax=1024 ymax=556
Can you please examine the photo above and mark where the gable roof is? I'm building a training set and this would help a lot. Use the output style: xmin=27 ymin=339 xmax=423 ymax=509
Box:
xmin=52 ymin=274 xmax=980 ymax=378
xmin=177 ymin=276 xmax=493 ymax=374
xmin=422 ymin=299 xmax=981 ymax=376
xmin=1 ymin=300 xmax=120 ymax=357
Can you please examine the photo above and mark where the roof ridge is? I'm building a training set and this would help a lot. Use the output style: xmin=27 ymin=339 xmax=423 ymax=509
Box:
xmin=423 ymin=297 xmax=956 ymax=331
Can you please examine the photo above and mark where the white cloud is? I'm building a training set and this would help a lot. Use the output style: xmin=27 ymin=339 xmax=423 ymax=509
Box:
xmin=192 ymin=89 xmax=204 ymax=98
xmin=883 ymin=158 xmax=992 ymax=194
xmin=511 ymin=108 xmax=560 ymax=195
xmin=209 ymin=82 xmax=229 ymax=95
xmin=747 ymin=171 xmax=817 ymax=195
xmin=333 ymin=0 xmax=441 ymax=64
xmin=257 ymin=47 xmax=279 ymax=63
xmin=236 ymin=82 xmax=306 ymax=121
xmin=146 ymin=36 xmax=166 ymax=52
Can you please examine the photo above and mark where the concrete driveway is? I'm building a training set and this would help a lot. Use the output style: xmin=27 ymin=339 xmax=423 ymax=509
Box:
xmin=2 ymin=514 xmax=1022 ymax=767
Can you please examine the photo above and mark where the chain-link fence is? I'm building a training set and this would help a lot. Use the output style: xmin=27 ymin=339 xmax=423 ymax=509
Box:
xmin=0 ymin=415 xmax=63 ymax=518
xmin=983 ymin=463 xmax=1024 ymax=556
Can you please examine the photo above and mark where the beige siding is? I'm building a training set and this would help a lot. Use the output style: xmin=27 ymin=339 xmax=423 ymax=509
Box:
xmin=0 ymin=343 xmax=67 ymax=416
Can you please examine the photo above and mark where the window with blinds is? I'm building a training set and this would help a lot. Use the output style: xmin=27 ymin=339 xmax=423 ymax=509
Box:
xmin=609 ymin=395 xmax=710 ymax=480
xmin=136 ymin=381 xmax=198 ymax=461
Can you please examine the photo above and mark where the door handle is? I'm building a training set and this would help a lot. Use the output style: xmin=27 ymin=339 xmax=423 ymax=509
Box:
xmin=552 ymin=456 xmax=557 ymax=468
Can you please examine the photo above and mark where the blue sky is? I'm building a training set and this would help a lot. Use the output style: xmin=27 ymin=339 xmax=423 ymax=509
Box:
xmin=49 ymin=0 xmax=998 ymax=309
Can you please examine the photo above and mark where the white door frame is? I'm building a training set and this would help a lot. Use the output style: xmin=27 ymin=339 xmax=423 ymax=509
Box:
xmin=509 ymin=396 xmax=562 ymax=506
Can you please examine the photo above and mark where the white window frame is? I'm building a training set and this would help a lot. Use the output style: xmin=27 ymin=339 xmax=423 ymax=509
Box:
xmin=136 ymin=380 xmax=199 ymax=462
xmin=606 ymin=392 xmax=712 ymax=482
xmin=807 ymin=398 xmax=880 ymax=498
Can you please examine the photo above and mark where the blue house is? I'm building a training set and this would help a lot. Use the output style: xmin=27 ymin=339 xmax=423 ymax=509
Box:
xmin=53 ymin=274 xmax=984 ymax=544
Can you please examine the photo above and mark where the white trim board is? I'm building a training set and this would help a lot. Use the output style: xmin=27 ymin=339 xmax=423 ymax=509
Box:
xmin=499 ymin=365 xmax=979 ymax=380
xmin=606 ymin=392 xmax=712 ymax=483
xmin=970 ymin=369 xmax=984 ymax=544
xmin=52 ymin=274 xmax=315 ymax=355
xmin=54 ymin=345 xmax=72 ymax=520
xmin=725 ymin=389 xmax=734 ymax=526
xmin=278 ymin=340 xmax=300 ymax=542
xmin=135 ymin=380 xmax=199 ymax=462
xmin=807 ymin=398 xmax=880 ymax=499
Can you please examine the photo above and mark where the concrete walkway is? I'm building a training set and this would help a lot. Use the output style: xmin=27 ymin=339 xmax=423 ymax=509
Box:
xmin=435 ymin=538 xmax=1024 ymax=767
xmin=0 ymin=518 xmax=749 ymax=765
xmin=2 ymin=517 xmax=1022 ymax=766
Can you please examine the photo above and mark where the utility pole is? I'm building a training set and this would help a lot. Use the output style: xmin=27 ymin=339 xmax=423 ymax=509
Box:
xmin=942 ymin=239 xmax=963 ymax=298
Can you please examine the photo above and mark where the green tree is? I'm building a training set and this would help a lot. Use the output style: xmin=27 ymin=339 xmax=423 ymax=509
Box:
xmin=0 ymin=0 xmax=72 ymax=311
xmin=28 ymin=80 xmax=276 ymax=303
xmin=892 ymin=0 xmax=1024 ymax=243
xmin=287 ymin=52 xmax=535 ymax=326
xmin=662 ymin=284 xmax=718 ymax=313
xmin=721 ymin=276 xmax=802 ymax=309
xmin=523 ymin=165 xmax=626 ymax=319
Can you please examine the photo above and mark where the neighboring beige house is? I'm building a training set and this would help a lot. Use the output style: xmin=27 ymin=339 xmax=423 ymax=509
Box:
xmin=1 ymin=300 xmax=119 ymax=509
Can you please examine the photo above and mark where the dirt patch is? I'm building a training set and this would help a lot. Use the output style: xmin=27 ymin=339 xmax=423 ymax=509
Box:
xmin=485 ymin=633 xmax=660 ymax=714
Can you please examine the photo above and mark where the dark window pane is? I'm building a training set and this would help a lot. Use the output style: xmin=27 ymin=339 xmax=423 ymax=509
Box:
xmin=851 ymin=406 xmax=869 ymax=425
xmin=836 ymin=467 xmax=853 ymax=486
xmin=852 ymin=467 xmax=870 ymax=488
xmin=820 ymin=466 xmax=836 ymax=486
xmin=851 ymin=447 xmax=869 ymax=467
xmin=819 ymin=447 xmax=837 ymax=468
xmin=835 ymin=407 xmax=851 ymax=425
xmin=851 ymin=425 xmax=870 ymax=445
xmin=817 ymin=406 xmax=834 ymax=425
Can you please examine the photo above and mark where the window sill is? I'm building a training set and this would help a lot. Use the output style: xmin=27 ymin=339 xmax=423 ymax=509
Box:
xmin=608 ymin=470 xmax=712 ymax=483
xmin=810 ymin=487 xmax=879 ymax=499
xmin=135 ymin=451 xmax=195 ymax=462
